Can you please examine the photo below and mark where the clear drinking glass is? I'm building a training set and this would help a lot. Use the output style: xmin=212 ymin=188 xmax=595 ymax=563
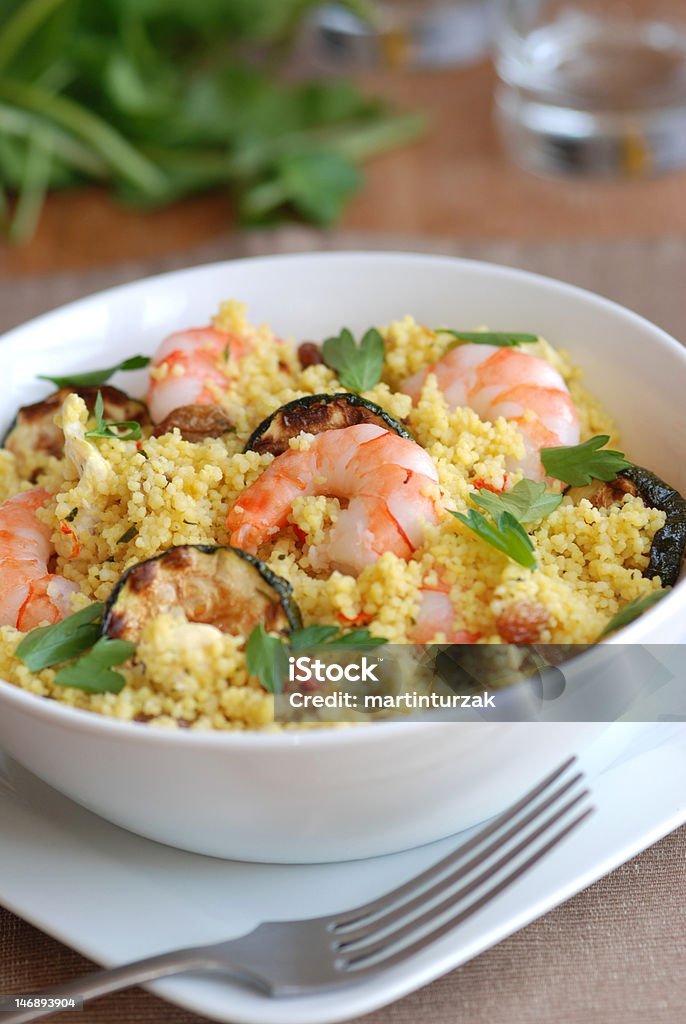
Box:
xmin=494 ymin=0 xmax=686 ymax=177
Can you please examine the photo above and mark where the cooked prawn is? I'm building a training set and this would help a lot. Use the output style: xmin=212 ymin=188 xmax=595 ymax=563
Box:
xmin=0 ymin=489 xmax=79 ymax=631
xmin=227 ymin=424 xmax=442 ymax=576
xmin=147 ymin=325 xmax=252 ymax=424
xmin=411 ymin=585 xmax=479 ymax=644
xmin=402 ymin=345 xmax=579 ymax=481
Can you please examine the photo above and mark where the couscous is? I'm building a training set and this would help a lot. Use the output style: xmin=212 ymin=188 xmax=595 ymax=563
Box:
xmin=0 ymin=301 xmax=682 ymax=730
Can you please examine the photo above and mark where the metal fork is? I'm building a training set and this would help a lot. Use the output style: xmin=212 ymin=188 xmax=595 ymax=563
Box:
xmin=4 ymin=757 xmax=593 ymax=1023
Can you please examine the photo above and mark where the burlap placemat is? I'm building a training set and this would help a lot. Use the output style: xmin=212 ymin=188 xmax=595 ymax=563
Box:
xmin=1 ymin=232 xmax=685 ymax=1023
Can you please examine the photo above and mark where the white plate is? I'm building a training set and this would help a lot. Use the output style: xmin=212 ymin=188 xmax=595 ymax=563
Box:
xmin=1 ymin=724 xmax=685 ymax=1024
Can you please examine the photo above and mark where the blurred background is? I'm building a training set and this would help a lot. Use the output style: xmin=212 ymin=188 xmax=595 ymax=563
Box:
xmin=0 ymin=0 xmax=685 ymax=338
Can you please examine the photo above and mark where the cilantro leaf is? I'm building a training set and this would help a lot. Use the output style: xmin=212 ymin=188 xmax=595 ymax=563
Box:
xmin=321 ymin=327 xmax=385 ymax=392
xmin=38 ymin=355 xmax=150 ymax=389
xmin=289 ymin=625 xmax=341 ymax=651
xmin=246 ymin=624 xmax=289 ymax=695
xmin=53 ymin=638 xmax=136 ymax=693
xmin=334 ymin=629 xmax=388 ymax=647
xmin=541 ymin=435 xmax=632 ymax=487
xmin=451 ymin=508 xmax=537 ymax=570
xmin=16 ymin=602 xmax=104 ymax=672
xmin=598 ymin=591 xmax=669 ymax=639
xmin=290 ymin=624 xmax=387 ymax=651
xmin=472 ymin=479 xmax=563 ymax=525
xmin=438 ymin=331 xmax=538 ymax=348
xmin=84 ymin=389 xmax=142 ymax=442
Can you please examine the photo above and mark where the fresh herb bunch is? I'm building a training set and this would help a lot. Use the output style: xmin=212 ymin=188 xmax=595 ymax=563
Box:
xmin=0 ymin=0 xmax=423 ymax=241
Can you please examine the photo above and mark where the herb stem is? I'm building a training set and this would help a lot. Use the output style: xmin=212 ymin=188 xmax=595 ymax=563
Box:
xmin=9 ymin=130 xmax=52 ymax=243
xmin=0 ymin=0 xmax=67 ymax=75
xmin=0 ymin=79 xmax=166 ymax=195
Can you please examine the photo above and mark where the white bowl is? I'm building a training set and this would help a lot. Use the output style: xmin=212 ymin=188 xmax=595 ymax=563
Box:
xmin=1 ymin=253 xmax=684 ymax=863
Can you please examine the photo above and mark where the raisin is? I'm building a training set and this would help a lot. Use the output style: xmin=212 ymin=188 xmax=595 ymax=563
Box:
xmin=497 ymin=601 xmax=550 ymax=644
xmin=297 ymin=342 xmax=323 ymax=369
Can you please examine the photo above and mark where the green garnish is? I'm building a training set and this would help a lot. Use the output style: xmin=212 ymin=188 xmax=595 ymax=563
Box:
xmin=321 ymin=327 xmax=385 ymax=392
xmin=438 ymin=331 xmax=538 ymax=348
xmin=64 ymin=507 xmax=78 ymax=523
xmin=450 ymin=508 xmax=537 ymax=570
xmin=117 ymin=525 xmax=138 ymax=544
xmin=54 ymin=637 xmax=136 ymax=693
xmin=0 ymin=1 xmax=422 ymax=243
xmin=472 ymin=479 xmax=563 ymax=525
xmin=290 ymin=625 xmax=387 ymax=650
xmin=246 ymin=622 xmax=388 ymax=693
xmin=84 ymin=390 xmax=142 ymax=442
xmin=541 ymin=435 xmax=632 ymax=487
xmin=246 ymin=624 xmax=289 ymax=695
xmin=38 ymin=355 xmax=150 ymax=389
xmin=15 ymin=602 xmax=104 ymax=671
xmin=330 ymin=628 xmax=387 ymax=647
xmin=598 ymin=591 xmax=669 ymax=639
xmin=289 ymin=625 xmax=341 ymax=650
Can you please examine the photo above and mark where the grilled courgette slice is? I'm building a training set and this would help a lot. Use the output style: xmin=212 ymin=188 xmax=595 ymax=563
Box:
xmin=3 ymin=386 xmax=149 ymax=460
xmin=245 ymin=393 xmax=412 ymax=456
xmin=103 ymin=544 xmax=301 ymax=644
xmin=617 ymin=466 xmax=686 ymax=588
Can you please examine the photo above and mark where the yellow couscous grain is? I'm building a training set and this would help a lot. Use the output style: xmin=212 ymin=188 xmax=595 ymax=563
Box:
xmin=0 ymin=308 xmax=669 ymax=729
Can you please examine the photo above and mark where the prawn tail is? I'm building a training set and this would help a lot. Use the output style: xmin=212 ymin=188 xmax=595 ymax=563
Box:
xmin=16 ymin=575 xmax=79 ymax=632
xmin=411 ymin=586 xmax=480 ymax=644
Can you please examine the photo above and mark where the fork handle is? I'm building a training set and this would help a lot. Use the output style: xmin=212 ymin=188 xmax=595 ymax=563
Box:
xmin=2 ymin=947 xmax=225 ymax=1024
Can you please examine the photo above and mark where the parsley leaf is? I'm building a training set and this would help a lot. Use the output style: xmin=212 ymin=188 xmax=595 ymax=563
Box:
xmin=334 ymin=629 xmax=388 ymax=647
xmin=247 ymin=621 xmax=388 ymax=691
xmin=598 ymin=591 xmax=669 ymax=639
xmin=321 ymin=327 xmax=385 ymax=392
xmin=38 ymin=355 xmax=150 ymax=389
xmin=16 ymin=602 xmax=104 ymax=672
xmin=438 ymin=331 xmax=538 ymax=348
xmin=289 ymin=625 xmax=341 ymax=651
xmin=84 ymin=390 xmax=142 ymax=442
xmin=472 ymin=479 xmax=563 ymax=525
xmin=246 ymin=624 xmax=289 ymax=695
xmin=450 ymin=508 xmax=537 ymax=570
xmin=54 ymin=638 xmax=136 ymax=693
xmin=289 ymin=625 xmax=388 ymax=650
xmin=541 ymin=435 xmax=632 ymax=487
xmin=275 ymin=150 xmax=361 ymax=226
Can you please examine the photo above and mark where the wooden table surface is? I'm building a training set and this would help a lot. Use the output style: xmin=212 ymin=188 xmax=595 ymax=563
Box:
xmin=3 ymin=60 xmax=686 ymax=276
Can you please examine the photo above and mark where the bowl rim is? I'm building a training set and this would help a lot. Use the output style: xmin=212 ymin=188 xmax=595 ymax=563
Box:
xmin=1 ymin=249 xmax=684 ymax=748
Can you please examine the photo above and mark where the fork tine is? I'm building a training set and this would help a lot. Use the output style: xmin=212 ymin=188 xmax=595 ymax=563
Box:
xmin=339 ymin=805 xmax=594 ymax=974
xmin=332 ymin=777 xmax=588 ymax=946
xmin=335 ymin=788 xmax=591 ymax=962
xmin=332 ymin=756 xmax=579 ymax=931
